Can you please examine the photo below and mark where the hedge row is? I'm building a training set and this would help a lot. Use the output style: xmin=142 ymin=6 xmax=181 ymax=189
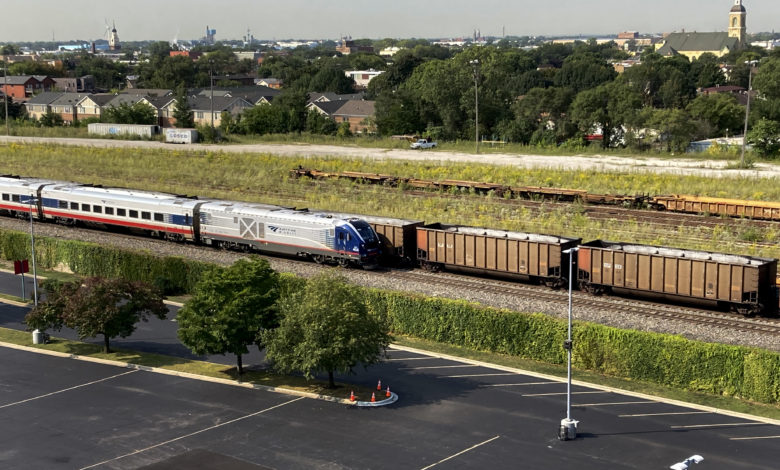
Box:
xmin=0 ymin=229 xmax=212 ymax=295
xmin=365 ymin=289 xmax=780 ymax=405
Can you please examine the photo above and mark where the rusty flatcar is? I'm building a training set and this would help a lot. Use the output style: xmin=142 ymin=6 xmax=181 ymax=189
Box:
xmin=416 ymin=223 xmax=581 ymax=286
xmin=651 ymin=195 xmax=780 ymax=221
xmin=577 ymin=240 xmax=778 ymax=316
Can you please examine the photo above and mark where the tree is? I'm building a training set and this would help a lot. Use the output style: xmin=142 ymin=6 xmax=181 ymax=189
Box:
xmin=177 ymin=257 xmax=279 ymax=374
xmin=647 ymin=108 xmax=698 ymax=153
xmin=686 ymin=93 xmax=744 ymax=137
xmin=262 ymin=272 xmax=391 ymax=388
xmin=26 ymin=278 xmax=167 ymax=353
xmin=103 ymin=102 xmax=157 ymax=125
xmin=569 ymin=81 xmax=642 ymax=148
xmin=39 ymin=111 xmax=64 ymax=127
xmin=172 ymin=84 xmax=194 ymax=128
xmin=746 ymin=118 xmax=780 ymax=158
xmin=305 ymin=109 xmax=338 ymax=135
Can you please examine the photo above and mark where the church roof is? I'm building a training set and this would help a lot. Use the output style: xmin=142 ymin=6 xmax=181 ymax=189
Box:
xmin=657 ymin=32 xmax=739 ymax=56
xmin=731 ymin=3 xmax=746 ymax=13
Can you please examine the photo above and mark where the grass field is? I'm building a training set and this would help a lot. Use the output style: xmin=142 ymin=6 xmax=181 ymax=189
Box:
xmin=1 ymin=142 xmax=778 ymax=259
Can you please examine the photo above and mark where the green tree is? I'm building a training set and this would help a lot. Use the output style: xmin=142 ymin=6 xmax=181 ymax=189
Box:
xmin=172 ymin=84 xmax=194 ymax=128
xmin=746 ymin=118 xmax=780 ymax=158
xmin=240 ymin=103 xmax=289 ymax=135
xmin=569 ymin=81 xmax=642 ymax=148
xmin=305 ymin=109 xmax=338 ymax=135
xmin=26 ymin=278 xmax=167 ymax=353
xmin=39 ymin=111 xmax=64 ymax=127
xmin=24 ymin=280 xmax=76 ymax=333
xmin=753 ymin=57 xmax=780 ymax=100
xmin=647 ymin=108 xmax=698 ymax=153
xmin=262 ymin=272 xmax=391 ymax=388
xmin=177 ymin=258 xmax=279 ymax=374
xmin=103 ymin=102 xmax=157 ymax=125
xmin=553 ymin=52 xmax=617 ymax=93
xmin=686 ymin=93 xmax=744 ymax=137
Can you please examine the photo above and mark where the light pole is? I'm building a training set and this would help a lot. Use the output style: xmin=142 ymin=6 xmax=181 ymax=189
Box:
xmin=27 ymin=197 xmax=39 ymax=307
xmin=740 ymin=62 xmax=757 ymax=168
xmin=559 ymin=247 xmax=579 ymax=441
xmin=209 ymin=59 xmax=215 ymax=132
xmin=469 ymin=59 xmax=480 ymax=154
xmin=3 ymin=59 xmax=9 ymax=136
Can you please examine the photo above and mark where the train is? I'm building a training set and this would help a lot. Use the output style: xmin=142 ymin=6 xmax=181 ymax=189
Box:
xmin=0 ymin=176 xmax=381 ymax=269
xmin=1 ymin=175 xmax=778 ymax=317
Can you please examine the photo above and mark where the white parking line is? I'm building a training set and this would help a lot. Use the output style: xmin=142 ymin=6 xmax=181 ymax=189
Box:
xmin=671 ymin=422 xmax=762 ymax=429
xmin=0 ymin=370 xmax=138 ymax=409
xmin=419 ymin=435 xmax=500 ymax=470
xmin=730 ymin=435 xmax=780 ymax=441
xmin=522 ymin=391 xmax=607 ymax=397
xmin=482 ymin=381 xmax=559 ymax=387
xmin=399 ymin=365 xmax=477 ymax=370
xmin=620 ymin=411 xmax=711 ymax=418
xmin=79 ymin=396 xmax=305 ymax=470
xmin=441 ymin=373 xmax=516 ymax=378
xmin=574 ymin=401 xmax=656 ymax=407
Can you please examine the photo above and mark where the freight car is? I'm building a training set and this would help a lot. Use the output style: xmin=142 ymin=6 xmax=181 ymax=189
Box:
xmin=577 ymin=240 xmax=778 ymax=316
xmin=650 ymin=195 xmax=780 ymax=222
xmin=416 ymin=223 xmax=581 ymax=287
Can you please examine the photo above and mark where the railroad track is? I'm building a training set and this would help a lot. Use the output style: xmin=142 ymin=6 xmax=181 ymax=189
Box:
xmin=383 ymin=269 xmax=780 ymax=337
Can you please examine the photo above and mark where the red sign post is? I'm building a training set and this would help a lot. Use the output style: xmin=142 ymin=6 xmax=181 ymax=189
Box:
xmin=14 ymin=259 xmax=29 ymax=275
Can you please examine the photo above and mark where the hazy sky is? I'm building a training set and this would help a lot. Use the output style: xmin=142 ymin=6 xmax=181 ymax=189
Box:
xmin=2 ymin=0 xmax=778 ymax=43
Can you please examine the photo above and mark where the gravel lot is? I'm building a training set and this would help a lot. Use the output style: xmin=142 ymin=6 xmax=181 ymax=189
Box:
xmin=3 ymin=135 xmax=780 ymax=179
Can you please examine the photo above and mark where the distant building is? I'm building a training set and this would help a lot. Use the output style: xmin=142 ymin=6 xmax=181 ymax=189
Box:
xmin=336 ymin=37 xmax=373 ymax=55
xmin=204 ymin=25 xmax=217 ymax=44
xmin=170 ymin=50 xmax=203 ymax=60
xmin=1 ymin=75 xmax=53 ymax=99
xmin=655 ymin=1 xmax=747 ymax=59
xmin=255 ymin=78 xmax=282 ymax=89
xmin=108 ymin=22 xmax=121 ymax=51
xmin=344 ymin=69 xmax=384 ymax=89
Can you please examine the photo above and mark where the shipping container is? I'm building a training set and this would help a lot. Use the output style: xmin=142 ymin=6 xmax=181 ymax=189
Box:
xmin=416 ymin=223 xmax=581 ymax=286
xmin=87 ymin=123 xmax=159 ymax=139
xmin=578 ymin=240 xmax=778 ymax=316
xmin=165 ymin=128 xmax=199 ymax=144
xmin=651 ymin=195 xmax=780 ymax=221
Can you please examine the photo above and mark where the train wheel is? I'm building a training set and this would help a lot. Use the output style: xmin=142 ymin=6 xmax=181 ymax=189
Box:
xmin=337 ymin=258 xmax=350 ymax=268
xmin=312 ymin=255 xmax=326 ymax=264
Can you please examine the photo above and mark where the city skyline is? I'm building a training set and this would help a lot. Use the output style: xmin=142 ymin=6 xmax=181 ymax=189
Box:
xmin=2 ymin=0 xmax=779 ymax=43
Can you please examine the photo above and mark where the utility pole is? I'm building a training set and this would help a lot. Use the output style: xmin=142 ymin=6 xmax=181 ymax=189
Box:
xmin=740 ymin=63 xmax=755 ymax=168
xmin=559 ymin=247 xmax=579 ymax=441
xmin=209 ymin=60 xmax=215 ymax=132
xmin=29 ymin=198 xmax=38 ymax=307
xmin=3 ymin=60 xmax=9 ymax=136
xmin=470 ymin=59 xmax=480 ymax=154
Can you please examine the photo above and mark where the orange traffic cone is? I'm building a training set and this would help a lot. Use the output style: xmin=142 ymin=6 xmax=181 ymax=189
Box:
xmin=386 ymin=386 xmax=391 ymax=398
xmin=350 ymin=390 xmax=355 ymax=402
xmin=371 ymin=392 xmax=376 ymax=402
xmin=377 ymin=379 xmax=382 ymax=391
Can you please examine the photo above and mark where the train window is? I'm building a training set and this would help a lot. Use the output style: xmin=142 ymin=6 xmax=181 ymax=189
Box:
xmin=2 ymin=194 xmax=8 ymax=201
xmin=58 ymin=200 xmax=67 ymax=209
xmin=12 ymin=195 xmax=20 ymax=202
xmin=339 ymin=233 xmax=345 ymax=240
xmin=93 ymin=206 xmax=102 ymax=214
xmin=105 ymin=207 xmax=114 ymax=215
xmin=70 ymin=202 xmax=78 ymax=210
xmin=141 ymin=212 xmax=151 ymax=220
xmin=81 ymin=204 xmax=90 ymax=212
xmin=117 ymin=208 xmax=126 ymax=217
xmin=129 ymin=210 xmax=138 ymax=218
xmin=154 ymin=213 xmax=164 ymax=222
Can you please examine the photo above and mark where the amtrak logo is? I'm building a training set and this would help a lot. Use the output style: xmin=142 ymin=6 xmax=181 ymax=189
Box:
xmin=268 ymin=225 xmax=296 ymax=236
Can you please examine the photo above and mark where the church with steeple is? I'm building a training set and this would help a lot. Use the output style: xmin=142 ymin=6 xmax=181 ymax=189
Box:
xmin=656 ymin=1 xmax=747 ymax=60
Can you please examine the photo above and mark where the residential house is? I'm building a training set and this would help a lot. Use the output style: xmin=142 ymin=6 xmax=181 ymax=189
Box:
xmin=146 ymin=95 xmax=178 ymax=127
xmin=307 ymin=91 xmax=365 ymax=104
xmin=255 ymin=78 xmax=282 ymax=89
xmin=699 ymin=84 xmax=749 ymax=105
xmin=189 ymin=96 xmax=253 ymax=127
xmin=212 ymin=74 xmax=257 ymax=86
xmin=336 ymin=38 xmax=373 ymax=55
xmin=33 ymin=75 xmax=56 ymax=91
xmin=23 ymin=92 xmax=63 ymax=120
xmin=344 ymin=69 xmax=384 ymax=89
xmin=197 ymin=86 xmax=280 ymax=106
xmin=1 ymin=76 xmax=42 ymax=99
xmin=50 ymin=93 xmax=90 ymax=124
xmin=306 ymin=100 xmax=349 ymax=117
xmin=76 ymin=94 xmax=116 ymax=121
xmin=119 ymin=88 xmax=172 ymax=97
xmin=53 ymin=75 xmax=95 ymax=93
xmin=331 ymin=100 xmax=376 ymax=134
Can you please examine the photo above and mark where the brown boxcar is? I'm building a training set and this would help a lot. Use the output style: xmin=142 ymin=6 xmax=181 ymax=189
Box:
xmin=578 ymin=240 xmax=778 ymax=316
xmin=651 ymin=195 xmax=780 ymax=221
xmin=416 ymin=223 xmax=581 ymax=286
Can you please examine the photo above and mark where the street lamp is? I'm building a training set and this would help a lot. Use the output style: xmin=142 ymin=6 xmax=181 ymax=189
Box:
xmin=469 ymin=59 xmax=480 ymax=154
xmin=208 ymin=59 xmax=215 ymax=131
xmin=559 ymin=247 xmax=579 ymax=441
xmin=740 ymin=61 xmax=757 ymax=168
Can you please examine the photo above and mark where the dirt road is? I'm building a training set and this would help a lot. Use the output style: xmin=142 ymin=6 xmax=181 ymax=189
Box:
xmin=2 ymin=135 xmax=779 ymax=179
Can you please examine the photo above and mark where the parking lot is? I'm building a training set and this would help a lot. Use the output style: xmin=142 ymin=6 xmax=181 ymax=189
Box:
xmin=2 ymin=337 xmax=779 ymax=469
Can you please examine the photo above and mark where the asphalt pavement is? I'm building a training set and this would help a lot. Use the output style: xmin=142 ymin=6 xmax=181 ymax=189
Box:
xmin=0 ymin=271 xmax=778 ymax=469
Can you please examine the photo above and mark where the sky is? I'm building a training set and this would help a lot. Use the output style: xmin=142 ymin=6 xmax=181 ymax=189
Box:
xmin=2 ymin=0 xmax=779 ymax=43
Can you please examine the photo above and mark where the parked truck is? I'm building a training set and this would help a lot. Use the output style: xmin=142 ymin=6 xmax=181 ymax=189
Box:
xmin=410 ymin=138 xmax=438 ymax=149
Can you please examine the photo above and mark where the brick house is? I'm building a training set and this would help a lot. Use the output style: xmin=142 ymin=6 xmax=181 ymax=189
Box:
xmin=330 ymin=100 xmax=376 ymax=134
xmin=50 ymin=93 xmax=90 ymax=123
xmin=1 ymin=76 xmax=40 ymax=99
xmin=75 ymin=94 xmax=116 ymax=121
xmin=23 ymin=92 xmax=63 ymax=120
xmin=189 ymin=96 xmax=253 ymax=127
